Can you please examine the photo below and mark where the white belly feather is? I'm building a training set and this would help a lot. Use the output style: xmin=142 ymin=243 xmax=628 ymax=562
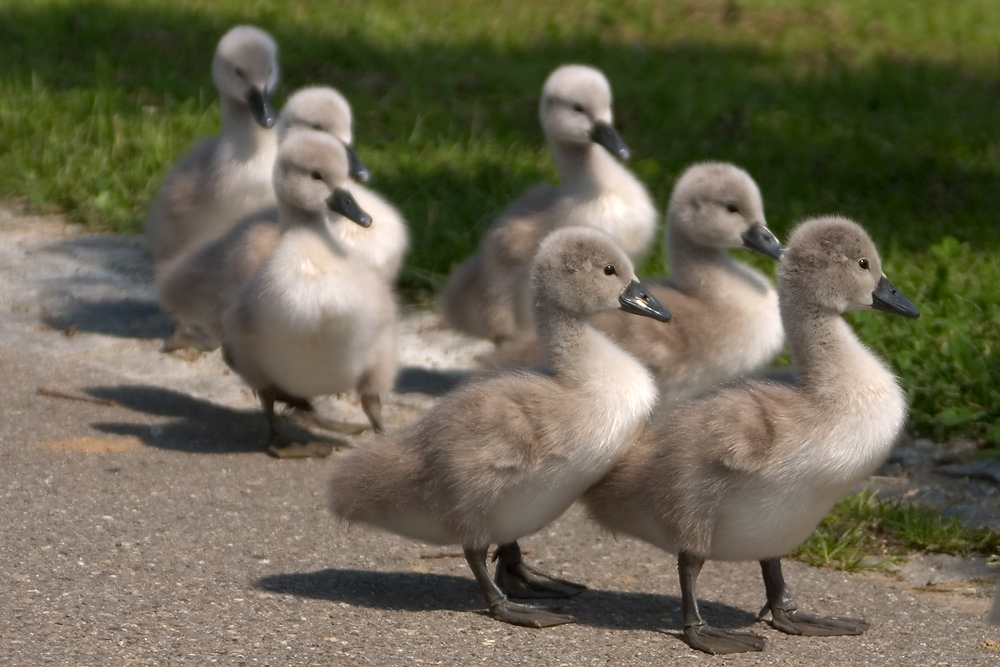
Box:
xmin=709 ymin=377 xmax=907 ymax=561
xmin=488 ymin=340 xmax=658 ymax=544
xmin=250 ymin=234 xmax=383 ymax=397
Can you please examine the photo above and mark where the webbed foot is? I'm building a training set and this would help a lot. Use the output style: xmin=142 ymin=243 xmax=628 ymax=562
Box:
xmin=495 ymin=560 xmax=587 ymax=599
xmin=683 ymin=623 xmax=766 ymax=655
xmin=165 ymin=345 xmax=205 ymax=362
xmin=289 ymin=407 xmax=368 ymax=435
xmin=493 ymin=541 xmax=586 ymax=599
xmin=162 ymin=326 xmax=216 ymax=355
xmin=765 ymin=606 xmax=869 ymax=636
xmin=464 ymin=544 xmax=577 ymax=629
xmin=489 ymin=598 xmax=576 ymax=628
xmin=266 ymin=435 xmax=334 ymax=459
xmin=757 ymin=557 xmax=869 ymax=637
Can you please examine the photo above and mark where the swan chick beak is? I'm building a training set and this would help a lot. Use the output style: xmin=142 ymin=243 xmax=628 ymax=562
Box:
xmin=871 ymin=275 xmax=919 ymax=319
xmin=619 ymin=279 xmax=671 ymax=322
xmin=246 ymin=85 xmax=277 ymax=128
xmin=589 ymin=121 xmax=631 ymax=160
xmin=741 ymin=222 xmax=783 ymax=260
xmin=327 ymin=187 xmax=372 ymax=227
xmin=345 ymin=144 xmax=371 ymax=184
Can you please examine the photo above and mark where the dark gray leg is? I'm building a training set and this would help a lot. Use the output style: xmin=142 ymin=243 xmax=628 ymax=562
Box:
xmin=273 ymin=388 xmax=313 ymax=412
xmin=260 ymin=388 xmax=334 ymax=459
xmin=679 ymin=551 xmax=765 ymax=654
xmin=259 ymin=387 xmax=281 ymax=446
xmin=463 ymin=546 xmax=576 ymax=628
xmin=360 ymin=391 xmax=385 ymax=434
xmin=758 ymin=558 xmax=869 ymax=636
xmin=493 ymin=541 xmax=586 ymax=599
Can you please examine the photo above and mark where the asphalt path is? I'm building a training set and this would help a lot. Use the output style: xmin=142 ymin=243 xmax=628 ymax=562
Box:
xmin=1 ymin=207 xmax=997 ymax=666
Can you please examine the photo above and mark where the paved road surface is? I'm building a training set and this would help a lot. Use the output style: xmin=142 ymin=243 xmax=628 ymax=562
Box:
xmin=1 ymin=208 xmax=997 ymax=666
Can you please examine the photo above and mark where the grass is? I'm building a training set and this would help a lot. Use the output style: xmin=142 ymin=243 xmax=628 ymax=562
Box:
xmin=1 ymin=0 xmax=999 ymax=446
xmin=795 ymin=491 xmax=1000 ymax=572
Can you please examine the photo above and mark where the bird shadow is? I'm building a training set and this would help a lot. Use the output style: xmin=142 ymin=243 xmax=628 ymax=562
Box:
xmin=253 ymin=567 xmax=758 ymax=636
xmin=43 ymin=297 xmax=173 ymax=340
xmin=394 ymin=366 xmax=472 ymax=396
xmin=86 ymin=384 xmax=346 ymax=454
xmin=35 ymin=234 xmax=172 ymax=340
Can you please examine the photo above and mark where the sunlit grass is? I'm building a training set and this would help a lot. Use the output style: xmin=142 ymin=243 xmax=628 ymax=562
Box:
xmin=795 ymin=491 xmax=1000 ymax=572
xmin=2 ymin=0 xmax=999 ymax=445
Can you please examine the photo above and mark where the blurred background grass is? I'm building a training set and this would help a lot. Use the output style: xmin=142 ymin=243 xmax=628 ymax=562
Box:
xmin=2 ymin=0 xmax=998 ymax=447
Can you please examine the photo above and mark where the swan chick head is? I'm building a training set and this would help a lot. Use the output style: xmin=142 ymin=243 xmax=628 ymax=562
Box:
xmin=277 ymin=86 xmax=370 ymax=183
xmin=532 ymin=227 xmax=670 ymax=321
xmin=668 ymin=162 xmax=780 ymax=259
xmin=212 ymin=25 xmax=280 ymax=128
xmin=780 ymin=216 xmax=919 ymax=319
xmin=539 ymin=64 xmax=629 ymax=159
xmin=273 ymin=130 xmax=371 ymax=226
xmin=277 ymin=86 xmax=353 ymax=144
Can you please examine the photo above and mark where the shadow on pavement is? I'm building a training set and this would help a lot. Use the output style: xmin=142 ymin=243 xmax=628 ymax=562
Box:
xmin=35 ymin=234 xmax=171 ymax=340
xmin=43 ymin=298 xmax=173 ymax=340
xmin=257 ymin=569 xmax=480 ymax=613
xmin=394 ymin=366 xmax=471 ymax=396
xmin=85 ymin=384 xmax=346 ymax=454
xmin=254 ymin=567 xmax=758 ymax=634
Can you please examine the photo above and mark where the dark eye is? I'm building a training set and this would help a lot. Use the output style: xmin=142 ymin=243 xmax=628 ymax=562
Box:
xmin=234 ymin=67 xmax=245 ymax=78
xmin=572 ymin=102 xmax=586 ymax=113
xmin=310 ymin=170 xmax=323 ymax=181
xmin=311 ymin=123 xmax=323 ymax=131
xmin=859 ymin=258 xmax=869 ymax=270
xmin=604 ymin=264 xmax=617 ymax=276
xmin=726 ymin=203 xmax=740 ymax=213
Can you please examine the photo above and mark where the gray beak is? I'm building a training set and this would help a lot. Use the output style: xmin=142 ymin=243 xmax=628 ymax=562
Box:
xmin=741 ymin=222 xmax=783 ymax=260
xmin=871 ymin=275 xmax=919 ymax=319
xmin=246 ymin=86 xmax=277 ymax=129
xmin=619 ymin=279 xmax=671 ymax=322
xmin=589 ymin=121 xmax=631 ymax=160
xmin=346 ymin=145 xmax=371 ymax=184
xmin=326 ymin=188 xmax=372 ymax=227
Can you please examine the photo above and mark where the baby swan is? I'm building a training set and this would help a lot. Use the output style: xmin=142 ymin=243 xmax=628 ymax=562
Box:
xmin=223 ymin=130 xmax=397 ymax=457
xmin=157 ymin=85 xmax=399 ymax=352
xmin=584 ymin=216 xmax=919 ymax=654
xmin=146 ymin=25 xmax=280 ymax=269
xmin=330 ymin=227 xmax=671 ymax=628
xmin=276 ymin=86 xmax=370 ymax=184
xmin=491 ymin=162 xmax=784 ymax=406
xmin=440 ymin=64 xmax=657 ymax=342
xmin=278 ymin=86 xmax=410 ymax=282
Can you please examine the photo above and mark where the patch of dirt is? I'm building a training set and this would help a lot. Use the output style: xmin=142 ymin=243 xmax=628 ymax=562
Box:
xmin=41 ymin=436 xmax=140 ymax=454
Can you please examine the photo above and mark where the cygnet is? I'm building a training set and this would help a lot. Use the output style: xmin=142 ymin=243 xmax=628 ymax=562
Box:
xmin=440 ymin=64 xmax=657 ymax=342
xmin=158 ymin=85 xmax=405 ymax=352
xmin=223 ymin=129 xmax=397 ymax=457
xmin=491 ymin=162 xmax=784 ymax=407
xmin=277 ymin=86 xmax=409 ymax=282
xmin=331 ymin=227 xmax=670 ymax=627
xmin=145 ymin=25 xmax=280 ymax=270
xmin=584 ymin=216 xmax=919 ymax=654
